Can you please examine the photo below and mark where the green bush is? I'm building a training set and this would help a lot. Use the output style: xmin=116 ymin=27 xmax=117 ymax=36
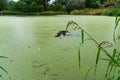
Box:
xmin=70 ymin=9 xmax=104 ymax=15
xmin=113 ymin=8 xmax=120 ymax=16
xmin=105 ymin=8 xmax=118 ymax=16
xmin=70 ymin=10 xmax=80 ymax=15
xmin=0 ymin=10 xmax=23 ymax=15
xmin=40 ymin=11 xmax=67 ymax=15
xmin=0 ymin=10 xmax=67 ymax=16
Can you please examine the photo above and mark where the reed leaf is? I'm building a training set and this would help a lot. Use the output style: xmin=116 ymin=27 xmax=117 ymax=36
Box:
xmin=96 ymin=46 xmax=101 ymax=66
xmin=78 ymin=47 xmax=81 ymax=68
xmin=0 ymin=75 xmax=4 ymax=80
xmin=0 ymin=56 xmax=8 ymax=58
xmin=105 ymin=62 xmax=111 ymax=78
xmin=81 ymin=30 xmax=84 ymax=44
xmin=0 ymin=66 xmax=11 ymax=80
xmin=84 ymin=66 xmax=94 ymax=80
xmin=108 ymin=76 xmax=114 ymax=80
xmin=114 ymin=17 xmax=120 ymax=44
xmin=101 ymin=48 xmax=120 ymax=67
xmin=115 ymin=17 xmax=118 ymax=24
xmin=117 ymin=76 xmax=120 ymax=80
xmin=115 ymin=18 xmax=120 ymax=30
xmin=113 ymin=49 xmax=117 ymax=58
xmin=105 ymin=49 xmax=117 ymax=78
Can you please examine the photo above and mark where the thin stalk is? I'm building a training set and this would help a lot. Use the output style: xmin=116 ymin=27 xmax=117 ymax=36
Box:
xmin=66 ymin=21 xmax=120 ymax=67
xmin=76 ymin=24 xmax=120 ymax=67
xmin=78 ymin=46 xmax=81 ymax=68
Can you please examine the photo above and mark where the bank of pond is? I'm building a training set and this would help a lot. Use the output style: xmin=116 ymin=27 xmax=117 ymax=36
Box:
xmin=0 ymin=8 xmax=120 ymax=16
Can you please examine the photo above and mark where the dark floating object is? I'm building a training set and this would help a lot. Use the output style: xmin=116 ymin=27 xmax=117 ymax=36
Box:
xmin=55 ymin=30 xmax=69 ymax=37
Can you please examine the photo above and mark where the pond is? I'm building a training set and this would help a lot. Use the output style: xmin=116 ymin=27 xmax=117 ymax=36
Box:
xmin=0 ymin=15 xmax=115 ymax=80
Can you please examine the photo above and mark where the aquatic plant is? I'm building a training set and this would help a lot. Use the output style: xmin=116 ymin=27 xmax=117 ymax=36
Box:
xmin=0 ymin=56 xmax=11 ymax=80
xmin=66 ymin=17 xmax=120 ymax=80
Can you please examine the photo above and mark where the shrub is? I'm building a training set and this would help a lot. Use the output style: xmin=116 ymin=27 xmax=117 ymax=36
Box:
xmin=89 ymin=9 xmax=104 ymax=15
xmin=70 ymin=9 xmax=80 ymax=15
xmin=113 ymin=8 xmax=120 ymax=16
xmin=70 ymin=9 xmax=104 ymax=15
xmin=105 ymin=8 xmax=118 ymax=16
xmin=0 ymin=10 xmax=23 ymax=15
xmin=40 ymin=11 xmax=67 ymax=15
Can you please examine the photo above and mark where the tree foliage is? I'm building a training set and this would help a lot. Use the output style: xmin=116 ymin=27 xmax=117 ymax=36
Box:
xmin=20 ymin=0 xmax=50 ymax=11
xmin=8 ymin=1 xmax=16 ymax=11
xmin=0 ymin=0 xmax=119 ymax=13
xmin=85 ymin=0 xmax=100 ymax=8
xmin=29 ymin=2 xmax=43 ymax=12
xmin=66 ymin=0 xmax=85 ymax=14
xmin=0 ymin=0 xmax=7 ymax=11
xmin=14 ymin=1 xmax=28 ymax=12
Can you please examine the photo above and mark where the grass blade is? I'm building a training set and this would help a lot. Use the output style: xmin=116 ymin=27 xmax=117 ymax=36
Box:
xmin=84 ymin=66 xmax=94 ymax=80
xmin=0 ymin=56 xmax=8 ymax=58
xmin=115 ymin=17 xmax=118 ymax=24
xmin=0 ymin=66 xmax=11 ymax=80
xmin=0 ymin=75 xmax=4 ymax=80
xmin=81 ymin=30 xmax=84 ymax=44
xmin=113 ymin=49 xmax=117 ymax=58
xmin=114 ymin=17 xmax=120 ymax=44
xmin=78 ymin=47 xmax=81 ymax=68
xmin=117 ymin=76 xmax=120 ymax=80
xmin=105 ymin=49 xmax=117 ymax=78
xmin=96 ymin=46 xmax=101 ymax=66
xmin=94 ymin=46 xmax=101 ymax=75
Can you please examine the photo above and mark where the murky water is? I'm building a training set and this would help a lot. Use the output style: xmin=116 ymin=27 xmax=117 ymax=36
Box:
xmin=0 ymin=15 xmax=115 ymax=80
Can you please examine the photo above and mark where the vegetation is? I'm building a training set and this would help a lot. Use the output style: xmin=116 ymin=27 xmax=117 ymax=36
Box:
xmin=0 ymin=0 xmax=120 ymax=15
xmin=0 ymin=56 xmax=11 ymax=80
xmin=66 ymin=16 xmax=120 ymax=80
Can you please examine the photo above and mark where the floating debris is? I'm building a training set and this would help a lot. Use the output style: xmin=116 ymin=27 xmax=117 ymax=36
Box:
xmin=55 ymin=30 xmax=80 ymax=38
xmin=55 ymin=30 xmax=69 ymax=37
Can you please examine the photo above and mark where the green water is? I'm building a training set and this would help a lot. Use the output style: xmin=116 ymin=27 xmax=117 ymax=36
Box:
xmin=0 ymin=15 xmax=115 ymax=80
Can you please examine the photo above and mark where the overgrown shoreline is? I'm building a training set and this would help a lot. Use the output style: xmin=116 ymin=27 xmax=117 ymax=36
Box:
xmin=0 ymin=11 xmax=67 ymax=16
xmin=0 ymin=8 xmax=119 ymax=16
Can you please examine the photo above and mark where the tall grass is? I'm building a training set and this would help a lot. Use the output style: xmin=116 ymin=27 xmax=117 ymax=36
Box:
xmin=0 ymin=56 xmax=11 ymax=80
xmin=66 ymin=16 xmax=120 ymax=80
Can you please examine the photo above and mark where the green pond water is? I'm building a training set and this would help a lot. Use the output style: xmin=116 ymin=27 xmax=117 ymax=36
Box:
xmin=0 ymin=15 xmax=116 ymax=80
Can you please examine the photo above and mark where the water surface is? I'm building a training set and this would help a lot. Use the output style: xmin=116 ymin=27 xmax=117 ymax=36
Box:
xmin=0 ymin=15 xmax=115 ymax=80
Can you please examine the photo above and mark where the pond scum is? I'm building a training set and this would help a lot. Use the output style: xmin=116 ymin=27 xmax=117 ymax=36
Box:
xmin=66 ymin=17 xmax=120 ymax=80
xmin=0 ymin=17 xmax=119 ymax=80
